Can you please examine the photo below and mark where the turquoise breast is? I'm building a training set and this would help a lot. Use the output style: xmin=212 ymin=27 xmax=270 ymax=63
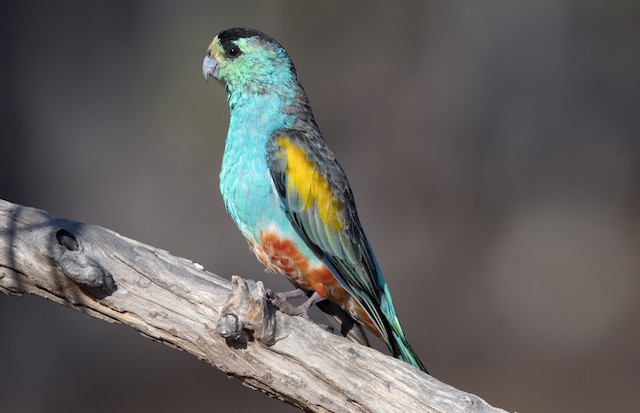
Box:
xmin=219 ymin=94 xmax=295 ymax=242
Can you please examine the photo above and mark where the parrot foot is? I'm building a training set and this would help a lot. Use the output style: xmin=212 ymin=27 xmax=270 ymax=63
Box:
xmin=269 ymin=289 xmax=323 ymax=320
xmin=268 ymin=290 xmax=368 ymax=342
xmin=271 ymin=288 xmax=308 ymax=303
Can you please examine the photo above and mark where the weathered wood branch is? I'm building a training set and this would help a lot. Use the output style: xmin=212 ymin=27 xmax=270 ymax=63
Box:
xmin=0 ymin=198 xmax=507 ymax=413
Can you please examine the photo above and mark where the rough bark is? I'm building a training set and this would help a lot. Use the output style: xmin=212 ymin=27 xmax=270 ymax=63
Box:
xmin=0 ymin=198 xmax=507 ymax=413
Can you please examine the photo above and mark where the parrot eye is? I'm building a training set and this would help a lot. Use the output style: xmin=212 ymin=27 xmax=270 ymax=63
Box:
xmin=227 ymin=46 xmax=241 ymax=58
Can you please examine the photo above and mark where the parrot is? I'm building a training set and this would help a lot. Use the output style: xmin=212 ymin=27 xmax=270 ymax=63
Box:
xmin=203 ymin=27 xmax=427 ymax=373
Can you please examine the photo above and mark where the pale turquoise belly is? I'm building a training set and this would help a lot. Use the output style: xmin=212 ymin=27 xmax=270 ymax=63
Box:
xmin=219 ymin=144 xmax=323 ymax=270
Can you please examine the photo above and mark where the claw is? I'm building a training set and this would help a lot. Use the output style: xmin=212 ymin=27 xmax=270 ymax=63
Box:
xmin=267 ymin=289 xmax=368 ymax=345
xmin=269 ymin=290 xmax=323 ymax=320
xmin=270 ymin=288 xmax=307 ymax=305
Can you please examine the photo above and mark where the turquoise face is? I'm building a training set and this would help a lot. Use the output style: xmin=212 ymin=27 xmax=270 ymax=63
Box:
xmin=205 ymin=35 xmax=296 ymax=99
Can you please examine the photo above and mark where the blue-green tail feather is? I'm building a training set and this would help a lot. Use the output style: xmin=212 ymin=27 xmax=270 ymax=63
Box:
xmin=326 ymin=247 xmax=429 ymax=373
xmin=379 ymin=278 xmax=428 ymax=373
xmin=390 ymin=330 xmax=428 ymax=373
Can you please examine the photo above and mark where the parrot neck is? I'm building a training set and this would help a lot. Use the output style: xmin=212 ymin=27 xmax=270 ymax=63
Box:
xmin=226 ymin=91 xmax=297 ymax=144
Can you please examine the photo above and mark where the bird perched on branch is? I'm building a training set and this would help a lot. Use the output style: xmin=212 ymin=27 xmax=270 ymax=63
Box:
xmin=203 ymin=27 xmax=427 ymax=373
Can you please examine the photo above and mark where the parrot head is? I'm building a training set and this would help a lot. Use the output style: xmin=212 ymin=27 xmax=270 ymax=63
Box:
xmin=203 ymin=28 xmax=297 ymax=97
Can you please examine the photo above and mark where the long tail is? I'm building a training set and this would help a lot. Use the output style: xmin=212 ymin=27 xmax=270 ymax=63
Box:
xmin=380 ymin=284 xmax=429 ymax=373
xmin=349 ymin=285 xmax=429 ymax=373
xmin=325 ymin=244 xmax=428 ymax=372
xmin=389 ymin=329 xmax=428 ymax=373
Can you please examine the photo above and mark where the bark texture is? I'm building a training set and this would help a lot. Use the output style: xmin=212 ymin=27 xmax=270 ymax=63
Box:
xmin=0 ymin=199 xmax=507 ymax=413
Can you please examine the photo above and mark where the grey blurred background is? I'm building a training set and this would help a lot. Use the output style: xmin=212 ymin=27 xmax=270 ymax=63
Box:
xmin=2 ymin=1 xmax=639 ymax=412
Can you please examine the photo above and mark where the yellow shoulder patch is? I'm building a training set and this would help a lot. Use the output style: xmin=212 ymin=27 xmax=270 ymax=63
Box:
xmin=276 ymin=136 xmax=344 ymax=231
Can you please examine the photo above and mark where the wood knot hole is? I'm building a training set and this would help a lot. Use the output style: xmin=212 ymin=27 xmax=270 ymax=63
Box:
xmin=56 ymin=229 xmax=78 ymax=251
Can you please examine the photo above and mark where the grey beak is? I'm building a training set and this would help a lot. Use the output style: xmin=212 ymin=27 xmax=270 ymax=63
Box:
xmin=203 ymin=55 xmax=219 ymax=81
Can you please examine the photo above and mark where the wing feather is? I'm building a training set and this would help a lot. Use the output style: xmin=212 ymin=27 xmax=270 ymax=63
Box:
xmin=266 ymin=129 xmax=384 ymax=318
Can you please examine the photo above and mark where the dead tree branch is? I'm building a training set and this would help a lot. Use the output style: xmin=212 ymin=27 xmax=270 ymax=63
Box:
xmin=0 ymin=198 xmax=507 ymax=413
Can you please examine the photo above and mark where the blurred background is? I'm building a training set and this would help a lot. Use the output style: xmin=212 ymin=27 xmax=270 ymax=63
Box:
xmin=1 ymin=1 xmax=639 ymax=412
